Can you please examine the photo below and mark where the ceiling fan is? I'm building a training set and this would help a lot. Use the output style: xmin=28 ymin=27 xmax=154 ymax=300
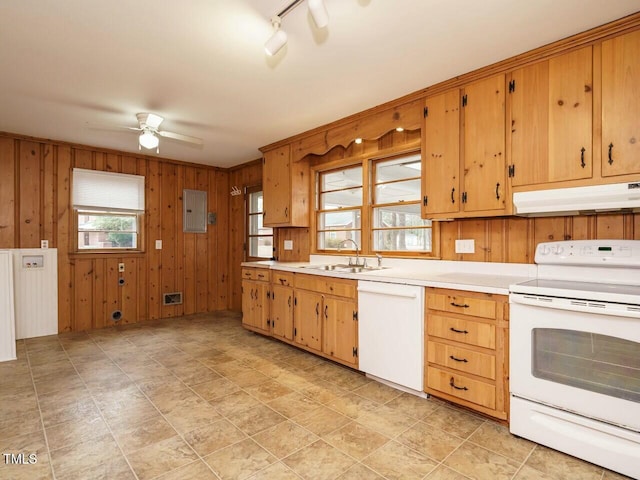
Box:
xmin=126 ymin=113 xmax=203 ymax=153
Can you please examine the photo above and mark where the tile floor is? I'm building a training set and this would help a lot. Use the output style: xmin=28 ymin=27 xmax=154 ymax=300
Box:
xmin=0 ymin=312 xmax=632 ymax=480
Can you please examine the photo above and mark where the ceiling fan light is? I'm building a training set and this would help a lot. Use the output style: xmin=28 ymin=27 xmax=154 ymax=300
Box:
xmin=265 ymin=19 xmax=287 ymax=56
xmin=139 ymin=131 xmax=159 ymax=149
xmin=308 ymin=0 xmax=329 ymax=28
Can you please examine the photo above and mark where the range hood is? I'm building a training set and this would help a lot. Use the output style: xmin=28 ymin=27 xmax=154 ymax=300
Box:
xmin=513 ymin=182 xmax=640 ymax=216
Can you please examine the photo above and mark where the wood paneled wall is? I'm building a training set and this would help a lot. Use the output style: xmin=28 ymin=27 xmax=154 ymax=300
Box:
xmin=0 ymin=134 xmax=230 ymax=332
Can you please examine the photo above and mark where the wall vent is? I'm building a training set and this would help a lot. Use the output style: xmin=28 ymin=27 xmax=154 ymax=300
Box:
xmin=163 ymin=292 xmax=183 ymax=305
xmin=183 ymin=189 xmax=207 ymax=233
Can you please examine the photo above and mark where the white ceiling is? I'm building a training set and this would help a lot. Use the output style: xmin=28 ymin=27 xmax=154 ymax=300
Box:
xmin=1 ymin=1 xmax=637 ymax=168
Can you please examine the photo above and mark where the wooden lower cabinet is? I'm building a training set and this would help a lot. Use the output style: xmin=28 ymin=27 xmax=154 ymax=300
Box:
xmin=294 ymin=274 xmax=359 ymax=368
xmin=424 ymin=287 xmax=509 ymax=421
xmin=270 ymin=283 xmax=294 ymax=341
xmin=322 ymin=296 xmax=358 ymax=367
xmin=241 ymin=269 xmax=270 ymax=334
xmin=294 ymin=289 xmax=323 ymax=351
xmin=241 ymin=269 xmax=359 ymax=369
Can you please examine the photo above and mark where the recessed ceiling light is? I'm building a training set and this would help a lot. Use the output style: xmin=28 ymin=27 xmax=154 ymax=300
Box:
xmin=354 ymin=138 xmax=363 ymax=144
xmin=396 ymin=127 xmax=404 ymax=132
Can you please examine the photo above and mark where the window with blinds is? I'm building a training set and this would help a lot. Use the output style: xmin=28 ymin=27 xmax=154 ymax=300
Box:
xmin=72 ymin=168 xmax=145 ymax=251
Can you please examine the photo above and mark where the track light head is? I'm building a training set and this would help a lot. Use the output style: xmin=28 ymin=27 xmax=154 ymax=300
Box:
xmin=308 ymin=0 xmax=329 ymax=28
xmin=265 ymin=15 xmax=287 ymax=56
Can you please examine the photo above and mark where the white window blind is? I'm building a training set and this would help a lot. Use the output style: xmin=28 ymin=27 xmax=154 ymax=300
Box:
xmin=72 ymin=168 xmax=145 ymax=212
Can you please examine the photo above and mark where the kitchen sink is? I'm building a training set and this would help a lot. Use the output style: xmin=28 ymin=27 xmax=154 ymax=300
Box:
xmin=301 ymin=264 xmax=389 ymax=273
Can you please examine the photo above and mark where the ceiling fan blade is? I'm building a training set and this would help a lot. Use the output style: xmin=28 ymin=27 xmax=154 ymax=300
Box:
xmin=136 ymin=112 xmax=164 ymax=129
xmin=157 ymin=130 xmax=204 ymax=145
xmin=86 ymin=122 xmax=142 ymax=133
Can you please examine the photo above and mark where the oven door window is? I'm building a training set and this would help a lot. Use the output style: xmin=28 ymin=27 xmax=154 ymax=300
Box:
xmin=532 ymin=328 xmax=640 ymax=403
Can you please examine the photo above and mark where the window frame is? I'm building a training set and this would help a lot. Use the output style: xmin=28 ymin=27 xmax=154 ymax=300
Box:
xmin=72 ymin=168 xmax=146 ymax=254
xmin=315 ymin=164 xmax=364 ymax=253
xmin=73 ymin=209 xmax=145 ymax=253
xmin=311 ymin=149 xmax=438 ymax=258
xmin=370 ymin=153 xmax=434 ymax=255
xmin=245 ymin=185 xmax=274 ymax=261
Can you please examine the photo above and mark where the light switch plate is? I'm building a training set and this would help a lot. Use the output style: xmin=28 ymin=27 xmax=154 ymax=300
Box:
xmin=155 ymin=240 xmax=162 ymax=250
xmin=455 ymin=239 xmax=475 ymax=254
xmin=283 ymin=240 xmax=293 ymax=251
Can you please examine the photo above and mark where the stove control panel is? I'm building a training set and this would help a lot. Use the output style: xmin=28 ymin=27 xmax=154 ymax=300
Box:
xmin=535 ymin=240 xmax=640 ymax=267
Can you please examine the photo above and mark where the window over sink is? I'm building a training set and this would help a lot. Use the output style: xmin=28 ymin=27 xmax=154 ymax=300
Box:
xmin=312 ymin=151 xmax=436 ymax=257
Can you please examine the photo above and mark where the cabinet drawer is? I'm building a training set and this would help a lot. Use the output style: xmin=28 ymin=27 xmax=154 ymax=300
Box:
xmin=294 ymin=274 xmax=356 ymax=298
xmin=427 ymin=341 xmax=496 ymax=380
xmin=427 ymin=314 xmax=496 ymax=349
xmin=427 ymin=293 xmax=496 ymax=319
xmin=242 ymin=268 xmax=269 ymax=282
xmin=427 ymin=366 xmax=496 ymax=410
xmin=241 ymin=268 xmax=256 ymax=280
xmin=272 ymin=271 xmax=294 ymax=287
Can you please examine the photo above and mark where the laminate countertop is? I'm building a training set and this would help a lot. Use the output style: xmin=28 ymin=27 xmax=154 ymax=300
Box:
xmin=241 ymin=259 xmax=535 ymax=296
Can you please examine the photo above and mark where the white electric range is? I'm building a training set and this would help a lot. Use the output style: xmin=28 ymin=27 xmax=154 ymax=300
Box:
xmin=509 ymin=240 xmax=640 ymax=479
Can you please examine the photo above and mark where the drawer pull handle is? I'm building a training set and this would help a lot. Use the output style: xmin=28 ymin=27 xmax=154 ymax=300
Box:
xmin=449 ymin=355 xmax=468 ymax=363
xmin=450 ymin=377 xmax=468 ymax=391
xmin=450 ymin=327 xmax=469 ymax=334
xmin=279 ymin=278 xmax=286 ymax=285
xmin=450 ymin=302 xmax=469 ymax=308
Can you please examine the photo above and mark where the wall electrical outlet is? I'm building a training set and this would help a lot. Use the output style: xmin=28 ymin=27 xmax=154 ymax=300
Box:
xmin=40 ymin=240 xmax=48 ymax=249
xmin=283 ymin=240 xmax=293 ymax=251
xmin=455 ymin=239 xmax=475 ymax=254
xmin=155 ymin=240 xmax=162 ymax=250
xmin=118 ymin=263 xmax=125 ymax=272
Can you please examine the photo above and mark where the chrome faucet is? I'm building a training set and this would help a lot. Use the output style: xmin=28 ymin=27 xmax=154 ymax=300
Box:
xmin=338 ymin=238 xmax=363 ymax=266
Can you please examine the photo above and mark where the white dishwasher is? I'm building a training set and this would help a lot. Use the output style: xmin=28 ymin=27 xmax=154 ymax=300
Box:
xmin=358 ymin=280 xmax=424 ymax=392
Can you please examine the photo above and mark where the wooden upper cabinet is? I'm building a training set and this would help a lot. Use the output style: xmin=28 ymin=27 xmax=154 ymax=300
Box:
xmin=422 ymin=89 xmax=461 ymax=217
xmin=462 ymin=74 xmax=507 ymax=213
xmin=509 ymin=46 xmax=593 ymax=186
xmin=262 ymin=144 xmax=310 ymax=227
xmin=601 ymin=30 xmax=640 ymax=177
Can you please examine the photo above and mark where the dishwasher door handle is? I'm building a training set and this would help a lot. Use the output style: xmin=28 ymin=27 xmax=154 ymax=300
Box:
xmin=357 ymin=287 xmax=417 ymax=299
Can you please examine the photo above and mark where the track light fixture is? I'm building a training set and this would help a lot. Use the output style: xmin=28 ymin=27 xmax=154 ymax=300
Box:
xmin=265 ymin=16 xmax=287 ymax=56
xmin=264 ymin=0 xmax=329 ymax=56
xmin=308 ymin=0 xmax=329 ymax=28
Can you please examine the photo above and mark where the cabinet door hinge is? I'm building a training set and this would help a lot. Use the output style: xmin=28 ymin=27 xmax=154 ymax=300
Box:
xmin=508 ymin=79 xmax=516 ymax=93
xmin=267 ymin=290 xmax=271 ymax=299
xmin=352 ymin=347 xmax=358 ymax=357
xmin=353 ymin=311 xmax=358 ymax=321
xmin=462 ymin=94 xmax=468 ymax=107
xmin=462 ymin=192 xmax=468 ymax=203
xmin=508 ymin=164 xmax=515 ymax=177
xmin=423 ymin=195 xmax=428 ymax=206
xmin=294 ymin=297 xmax=297 ymax=306
xmin=267 ymin=319 xmax=271 ymax=326
xmin=294 ymin=327 xmax=297 ymax=337
xmin=423 ymin=106 xmax=429 ymax=118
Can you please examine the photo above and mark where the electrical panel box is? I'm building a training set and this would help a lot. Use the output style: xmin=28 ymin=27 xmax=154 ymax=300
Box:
xmin=183 ymin=189 xmax=207 ymax=233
